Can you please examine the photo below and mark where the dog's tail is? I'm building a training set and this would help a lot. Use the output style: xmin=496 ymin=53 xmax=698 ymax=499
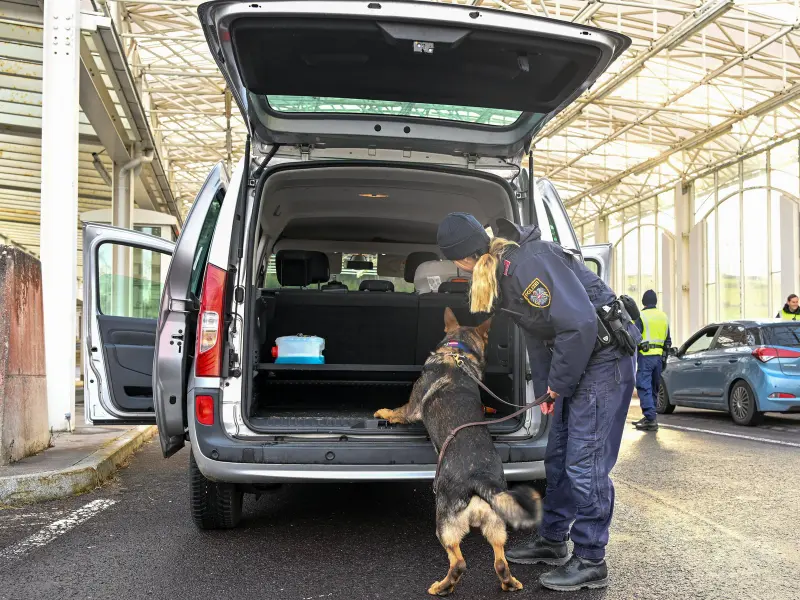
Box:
xmin=472 ymin=476 xmax=542 ymax=530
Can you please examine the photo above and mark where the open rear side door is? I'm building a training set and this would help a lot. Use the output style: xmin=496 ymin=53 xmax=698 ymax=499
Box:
xmin=83 ymin=225 xmax=174 ymax=424
xmin=581 ymin=243 xmax=613 ymax=284
xmin=533 ymin=177 xmax=581 ymax=252
xmin=154 ymin=163 xmax=228 ymax=457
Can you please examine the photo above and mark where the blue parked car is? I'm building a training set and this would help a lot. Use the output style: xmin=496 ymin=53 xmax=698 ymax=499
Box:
xmin=658 ymin=320 xmax=800 ymax=426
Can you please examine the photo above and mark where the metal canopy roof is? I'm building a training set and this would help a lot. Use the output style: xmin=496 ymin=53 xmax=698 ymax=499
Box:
xmin=112 ymin=0 xmax=800 ymax=227
xmin=2 ymin=0 xmax=800 ymax=250
xmin=0 ymin=0 xmax=180 ymax=265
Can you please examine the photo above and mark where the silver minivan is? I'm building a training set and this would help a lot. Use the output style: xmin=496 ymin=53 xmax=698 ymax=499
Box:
xmin=82 ymin=0 xmax=628 ymax=528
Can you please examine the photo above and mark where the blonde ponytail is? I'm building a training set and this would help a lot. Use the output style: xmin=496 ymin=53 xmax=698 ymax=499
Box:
xmin=470 ymin=237 xmax=518 ymax=313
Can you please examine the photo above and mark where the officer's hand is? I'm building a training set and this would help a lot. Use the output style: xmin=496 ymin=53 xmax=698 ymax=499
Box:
xmin=540 ymin=387 xmax=557 ymax=415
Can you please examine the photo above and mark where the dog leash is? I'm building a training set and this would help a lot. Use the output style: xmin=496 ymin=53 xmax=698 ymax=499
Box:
xmin=432 ymin=356 xmax=553 ymax=491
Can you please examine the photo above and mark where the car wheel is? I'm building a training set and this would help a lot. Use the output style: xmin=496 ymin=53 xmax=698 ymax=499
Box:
xmin=655 ymin=379 xmax=675 ymax=414
xmin=189 ymin=450 xmax=243 ymax=529
xmin=728 ymin=381 xmax=763 ymax=427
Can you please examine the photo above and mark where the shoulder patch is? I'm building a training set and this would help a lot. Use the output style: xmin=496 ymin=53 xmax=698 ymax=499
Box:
xmin=522 ymin=278 xmax=551 ymax=308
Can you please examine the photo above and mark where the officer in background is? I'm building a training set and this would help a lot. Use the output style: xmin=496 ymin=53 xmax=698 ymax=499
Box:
xmin=776 ymin=294 xmax=800 ymax=320
xmin=436 ymin=212 xmax=641 ymax=592
xmin=633 ymin=290 xmax=671 ymax=432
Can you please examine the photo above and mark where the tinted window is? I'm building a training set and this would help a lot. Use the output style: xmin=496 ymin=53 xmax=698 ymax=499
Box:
xmin=762 ymin=324 xmax=800 ymax=347
xmin=189 ymin=191 xmax=223 ymax=299
xmin=714 ymin=324 xmax=752 ymax=348
xmin=683 ymin=328 xmax=717 ymax=355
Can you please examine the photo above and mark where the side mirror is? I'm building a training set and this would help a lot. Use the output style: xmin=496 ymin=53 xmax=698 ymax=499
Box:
xmin=668 ymin=347 xmax=678 ymax=357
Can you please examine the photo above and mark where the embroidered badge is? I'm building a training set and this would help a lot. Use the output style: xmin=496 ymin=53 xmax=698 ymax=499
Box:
xmin=523 ymin=278 xmax=551 ymax=308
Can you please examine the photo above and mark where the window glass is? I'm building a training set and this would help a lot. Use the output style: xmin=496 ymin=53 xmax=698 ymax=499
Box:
xmin=267 ymin=96 xmax=525 ymax=127
xmin=762 ymin=324 xmax=800 ymax=347
xmin=98 ymin=243 xmax=170 ymax=318
xmin=742 ymin=189 xmax=768 ymax=318
xmin=770 ymin=140 xmax=799 ymax=197
xmin=694 ymin=174 xmax=715 ymax=223
xmin=189 ymin=191 xmax=223 ymax=299
xmin=585 ymin=258 xmax=600 ymax=276
xmin=718 ymin=196 xmax=741 ymax=320
xmin=705 ymin=211 xmax=717 ymax=324
xmin=683 ymin=328 xmax=717 ymax=355
xmin=714 ymin=324 xmax=749 ymax=349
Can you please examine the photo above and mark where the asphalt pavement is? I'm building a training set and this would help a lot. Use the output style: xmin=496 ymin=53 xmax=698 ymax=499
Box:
xmin=1 ymin=407 xmax=798 ymax=600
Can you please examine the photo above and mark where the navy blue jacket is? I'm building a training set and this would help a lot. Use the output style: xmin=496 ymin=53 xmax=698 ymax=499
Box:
xmin=496 ymin=222 xmax=634 ymax=399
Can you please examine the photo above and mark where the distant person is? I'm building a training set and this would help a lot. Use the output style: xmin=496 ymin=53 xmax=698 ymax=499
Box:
xmin=777 ymin=294 xmax=800 ymax=320
xmin=633 ymin=290 xmax=670 ymax=432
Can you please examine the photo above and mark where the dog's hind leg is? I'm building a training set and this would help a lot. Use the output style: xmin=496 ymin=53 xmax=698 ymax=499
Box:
xmin=428 ymin=514 xmax=469 ymax=596
xmin=481 ymin=511 xmax=523 ymax=592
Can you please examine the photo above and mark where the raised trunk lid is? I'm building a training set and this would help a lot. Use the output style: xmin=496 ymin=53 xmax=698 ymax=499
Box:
xmin=198 ymin=0 xmax=629 ymax=162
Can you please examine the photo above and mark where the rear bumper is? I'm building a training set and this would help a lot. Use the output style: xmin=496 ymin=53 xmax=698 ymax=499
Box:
xmin=188 ymin=390 xmax=547 ymax=483
xmin=756 ymin=372 xmax=800 ymax=412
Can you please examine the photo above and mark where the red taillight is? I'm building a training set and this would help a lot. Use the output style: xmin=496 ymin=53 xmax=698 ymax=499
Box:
xmin=271 ymin=346 xmax=278 ymax=359
xmin=196 ymin=395 xmax=214 ymax=425
xmin=752 ymin=346 xmax=800 ymax=362
xmin=196 ymin=264 xmax=227 ymax=377
xmin=768 ymin=392 xmax=796 ymax=398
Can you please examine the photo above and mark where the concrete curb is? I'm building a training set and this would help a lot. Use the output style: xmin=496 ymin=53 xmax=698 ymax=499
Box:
xmin=0 ymin=425 xmax=157 ymax=506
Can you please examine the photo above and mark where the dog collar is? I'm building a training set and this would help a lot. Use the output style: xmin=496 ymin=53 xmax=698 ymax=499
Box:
xmin=444 ymin=340 xmax=478 ymax=357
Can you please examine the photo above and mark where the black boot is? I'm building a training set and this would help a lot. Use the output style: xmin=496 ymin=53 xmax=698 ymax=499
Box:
xmin=632 ymin=417 xmax=648 ymax=427
xmin=539 ymin=555 xmax=608 ymax=591
xmin=506 ymin=534 xmax=569 ymax=565
xmin=635 ymin=418 xmax=658 ymax=431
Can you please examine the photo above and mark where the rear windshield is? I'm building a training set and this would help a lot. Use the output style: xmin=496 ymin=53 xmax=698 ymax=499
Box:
xmin=762 ymin=324 xmax=800 ymax=347
xmin=267 ymin=96 xmax=525 ymax=127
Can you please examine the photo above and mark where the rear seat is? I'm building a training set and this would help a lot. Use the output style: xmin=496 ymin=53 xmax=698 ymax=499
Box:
xmin=261 ymin=251 xmax=417 ymax=365
xmin=257 ymin=252 xmax=512 ymax=369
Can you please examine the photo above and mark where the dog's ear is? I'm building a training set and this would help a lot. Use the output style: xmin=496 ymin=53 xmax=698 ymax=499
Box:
xmin=444 ymin=307 xmax=459 ymax=333
xmin=475 ymin=316 xmax=493 ymax=339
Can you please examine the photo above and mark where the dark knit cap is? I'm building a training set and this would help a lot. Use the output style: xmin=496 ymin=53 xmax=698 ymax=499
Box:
xmin=642 ymin=289 xmax=658 ymax=307
xmin=437 ymin=213 xmax=490 ymax=261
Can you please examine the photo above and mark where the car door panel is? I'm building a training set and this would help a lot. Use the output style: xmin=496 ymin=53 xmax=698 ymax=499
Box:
xmin=83 ymin=225 xmax=175 ymax=424
xmin=666 ymin=326 xmax=720 ymax=405
xmin=580 ymin=243 xmax=612 ymax=284
xmin=154 ymin=163 xmax=229 ymax=457
xmin=97 ymin=315 xmax=157 ymax=411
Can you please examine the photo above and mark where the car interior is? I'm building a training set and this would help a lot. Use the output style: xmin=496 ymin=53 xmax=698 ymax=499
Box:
xmin=245 ymin=164 xmax=529 ymax=434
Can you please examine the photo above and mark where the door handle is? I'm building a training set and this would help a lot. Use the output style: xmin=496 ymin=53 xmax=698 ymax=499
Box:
xmin=693 ymin=361 xmax=702 ymax=366
xmin=728 ymin=358 xmax=739 ymax=364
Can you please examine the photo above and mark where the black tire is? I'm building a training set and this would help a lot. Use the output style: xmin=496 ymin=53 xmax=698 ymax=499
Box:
xmin=728 ymin=381 xmax=763 ymax=427
xmin=189 ymin=450 xmax=243 ymax=529
xmin=655 ymin=379 xmax=676 ymax=414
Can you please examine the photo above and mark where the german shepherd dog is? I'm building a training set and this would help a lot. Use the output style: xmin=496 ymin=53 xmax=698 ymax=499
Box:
xmin=374 ymin=308 xmax=542 ymax=596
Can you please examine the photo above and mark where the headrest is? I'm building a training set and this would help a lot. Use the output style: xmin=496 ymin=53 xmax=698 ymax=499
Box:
xmin=404 ymin=251 xmax=439 ymax=283
xmin=275 ymin=250 xmax=329 ymax=286
xmin=321 ymin=280 xmax=348 ymax=292
xmin=414 ymin=260 xmax=459 ymax=293
xmin=359 ymin=279 xmax=394 ymax=292
xmin=438 ymin=281 xmax=470 ymax=294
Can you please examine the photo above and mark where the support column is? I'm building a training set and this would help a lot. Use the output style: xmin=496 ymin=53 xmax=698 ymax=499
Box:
xmin=593 ymin=215 xmax=608 ymax=244
xmin=674 ymin=183 xmax=692 ymax=344
xmin=780 ymin=195 xmax=800 ymax=304
xmin=111 ymin=160 xmax=134 ymax=317
xmin=40 ymin=0 xmax=81 ymax=432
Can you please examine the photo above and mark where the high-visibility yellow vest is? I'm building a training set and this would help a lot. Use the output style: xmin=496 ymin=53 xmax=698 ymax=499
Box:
xmin=640 ymin=309 xmax=669 ymax=356
xmin=780 ymin=309 xmax=799 ymax=321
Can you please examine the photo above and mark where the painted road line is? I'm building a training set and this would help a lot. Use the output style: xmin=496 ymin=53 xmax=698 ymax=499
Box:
xmin=658 ymin=423 xmax=800 ymax=449
xmin=0 ymin=499 xmax=116 ymax=560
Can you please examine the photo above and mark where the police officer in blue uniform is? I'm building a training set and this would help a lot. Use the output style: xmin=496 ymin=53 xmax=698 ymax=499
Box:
xmin=436 ymin=213 xmax=641 ymax=592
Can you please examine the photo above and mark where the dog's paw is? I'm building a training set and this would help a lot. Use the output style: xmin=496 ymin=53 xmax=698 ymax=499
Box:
xmin=373 ymin=408 xmax=392 ymax=420
xmin=501 ymin=577 xmax=523 ymax=592
xmin=428 ymin=580 xmax=455 ymax=596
